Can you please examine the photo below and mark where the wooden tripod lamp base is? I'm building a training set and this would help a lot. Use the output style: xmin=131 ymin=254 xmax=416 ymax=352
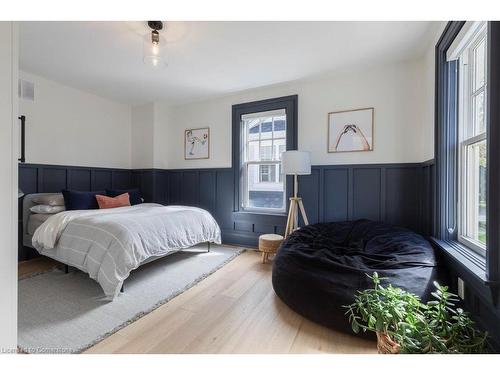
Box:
xmin=282 ymin=150 xmax=311 ymax=237
xmin=284 ymin=196 xmax=309 ymax=237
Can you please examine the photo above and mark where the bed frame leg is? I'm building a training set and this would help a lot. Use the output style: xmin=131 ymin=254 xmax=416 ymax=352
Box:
xmin=64 ymin=265 xmax=69 ymax=274
xmin=207 ymin=241 xmax=210 ymax=252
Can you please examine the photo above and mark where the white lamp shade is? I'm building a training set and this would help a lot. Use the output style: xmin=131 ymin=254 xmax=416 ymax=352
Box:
xmin=281 ymin=151 xmax=311 ymax=175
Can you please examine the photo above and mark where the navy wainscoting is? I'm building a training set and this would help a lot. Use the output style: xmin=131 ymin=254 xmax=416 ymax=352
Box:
xmin=141 ymin=162 xmax=432 ymax=247
xmin=18 ymin=163 xmax=136 ymax=261
xmin=18 ymin=161 xmax=432 ymax=256
xmin=19 ymin=163 xmax=135 ymax=195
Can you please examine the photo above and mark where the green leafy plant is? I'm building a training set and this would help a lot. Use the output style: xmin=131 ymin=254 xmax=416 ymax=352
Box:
xmin=344 ymin=273 xmax=488 ymax=353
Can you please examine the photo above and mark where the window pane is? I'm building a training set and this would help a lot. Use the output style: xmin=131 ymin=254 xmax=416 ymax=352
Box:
xmin=457 ymin=25 xmax=487 ymax=254
xmin=248 ymin=122 xmax=260 ymax=134
xmin=274 ymin=139 xmax=286 ymax=160
xmin=258 ymin=164 xmax=277 ymax=182
xmin=241 ymin=109 xmax=286 ymax=212
xmin=247 ymin=119 xmax=260 ymax=141
xmin=260 ymin=139 xmax=273 ymax=161
xmin=259 ymin=165 xmax=270 ymax=182
xmin=270 ymin=165 xmax=276 ymax=181
xmin=247 ymin=141 xmax=259 ymax=162
xmin=274 ymin=118 xmax=286 ymax=131
xmin=465 ymin=140 xmax=487 ymax=245
xmin=247 ymin=164 xmax=284 ymax=210
xmin=260 ymin=118 xmax=273 ymax=140
xmin=473 ymin=91 xmax=485 ymax=135
xmin=473 ymin=38 xmax=486 ymax=91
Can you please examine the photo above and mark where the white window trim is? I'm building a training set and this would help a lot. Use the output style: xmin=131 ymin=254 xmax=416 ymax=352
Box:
xmin=457 ymin=23 xmax=487 ymax=256
xmin=458 ymin=134 xmax=486 ymax=256
xmin=447 ymin=21 xmax=485 ymax=62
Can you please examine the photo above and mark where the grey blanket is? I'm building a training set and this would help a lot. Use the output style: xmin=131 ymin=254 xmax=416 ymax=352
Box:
xmin=32 ymin=204 xmax=221 ymax=299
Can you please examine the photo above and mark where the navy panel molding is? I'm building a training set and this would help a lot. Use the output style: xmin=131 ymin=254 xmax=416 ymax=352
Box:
xmin=18 ymin=163 xmax=136 ymax=261
xmin=140 ymin=162 xmax=433 ymax=247
xmin=323 ymin=168 xmax=348 ymax=222
xmin=19 ymin=163 xmax=135 ymax=196
xmin=18 ymin=161 xmax=434 ymax=252
xmin=92 ymin=169 xmax=112 ymax=191
xmin=420 ymin=160 xmax=435 ymax=237
xmin=352 ymin=168 xmax=382 ymax=222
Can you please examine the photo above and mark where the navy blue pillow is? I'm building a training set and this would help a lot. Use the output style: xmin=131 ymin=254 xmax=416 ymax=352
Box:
xmin=106 ymin=188 xmax=142 ymax=205
xmin=62 ymin=190 xmax=106 ymax=210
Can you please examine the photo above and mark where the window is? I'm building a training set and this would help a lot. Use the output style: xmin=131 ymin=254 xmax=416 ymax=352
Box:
xmin=241 ymin=109 xmax=287 ymax=211
xmin=436 ymin=21 xmax=500 ymax=305
xmin=456 ymin=23 xmax=488 ymax=255
xmin=232 ymin=95 xmax=297 ymax=215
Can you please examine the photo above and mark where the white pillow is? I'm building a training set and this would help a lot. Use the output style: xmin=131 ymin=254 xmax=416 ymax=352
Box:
xmin=33 ymin=193 xmax=65 ymax=206
xmin=30 ymin=205 xmax=65 ymax=214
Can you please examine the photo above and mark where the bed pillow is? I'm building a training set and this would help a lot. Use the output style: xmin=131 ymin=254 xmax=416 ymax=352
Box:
xmin=106 ymin=188 xmax=142 ymax=205
xmin=96 ymin=193 xmax=131 ymax=209
xmin=32 ymin=193 xmax=65 ymax=206
xmin=62 ymin=190 xmax=106 ymax=210
xmin=29 ymin=205 xmax=65 ymax=214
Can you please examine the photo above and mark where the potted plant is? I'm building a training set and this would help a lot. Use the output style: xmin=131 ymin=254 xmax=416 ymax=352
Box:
xmin=344 ymin=273 xmax=488 ymax=353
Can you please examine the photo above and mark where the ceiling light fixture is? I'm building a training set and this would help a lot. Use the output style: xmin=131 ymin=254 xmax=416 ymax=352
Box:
xmin=143 ymin=21 xmax=166 ymax=68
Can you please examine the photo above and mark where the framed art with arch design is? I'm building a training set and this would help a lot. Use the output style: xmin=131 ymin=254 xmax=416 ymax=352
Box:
xmin=327 ymin=107 xmax=374 ymax=153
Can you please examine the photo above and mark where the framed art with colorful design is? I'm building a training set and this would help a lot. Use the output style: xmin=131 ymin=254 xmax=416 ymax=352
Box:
xmin=185 ymin=127 xmax=210 ymax=159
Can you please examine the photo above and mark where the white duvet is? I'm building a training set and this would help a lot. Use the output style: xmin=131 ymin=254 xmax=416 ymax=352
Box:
xmin=32 ymin=203 xmax=221 ymax=300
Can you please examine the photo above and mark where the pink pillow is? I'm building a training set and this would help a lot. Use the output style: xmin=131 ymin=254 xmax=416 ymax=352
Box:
xmin=96 ymin=193 xmax=131 ymax=209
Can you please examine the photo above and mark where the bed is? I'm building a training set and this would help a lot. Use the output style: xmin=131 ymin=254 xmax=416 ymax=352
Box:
xmin=23 ymin=193 xmax=222 ymax=300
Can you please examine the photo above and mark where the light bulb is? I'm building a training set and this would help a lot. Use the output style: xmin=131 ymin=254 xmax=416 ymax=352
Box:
xmin=143 ymin=31 xmax=166 ymax=68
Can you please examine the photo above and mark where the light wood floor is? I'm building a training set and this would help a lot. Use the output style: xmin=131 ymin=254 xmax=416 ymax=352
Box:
xmin=19 ymin=250 xmax=376 ymax=354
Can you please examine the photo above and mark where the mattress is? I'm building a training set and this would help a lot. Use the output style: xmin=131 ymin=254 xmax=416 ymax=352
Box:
xmin=23 ymin=193 xmax=64 ymax=248
xmin=27 ymin=213 xmax=53 ymax=236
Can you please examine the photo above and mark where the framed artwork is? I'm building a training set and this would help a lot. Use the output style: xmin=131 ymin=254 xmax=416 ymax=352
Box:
xmin=328 ymin=107 xmax=374 ymax=153
xmin=185 ymin=127 xmax=210 ymax=160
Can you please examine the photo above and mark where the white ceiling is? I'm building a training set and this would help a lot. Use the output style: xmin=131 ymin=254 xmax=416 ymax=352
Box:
xmin=20 ymin=21 xmax=436 ymax=106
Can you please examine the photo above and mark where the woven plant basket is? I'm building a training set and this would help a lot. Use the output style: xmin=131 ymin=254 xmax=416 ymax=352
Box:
xmin=376 ymin=332 xmax=401 ymax=354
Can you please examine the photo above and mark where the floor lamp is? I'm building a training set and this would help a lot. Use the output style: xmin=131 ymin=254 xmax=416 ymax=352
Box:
xmin=282 ymin=151 xmax=311 ymax=237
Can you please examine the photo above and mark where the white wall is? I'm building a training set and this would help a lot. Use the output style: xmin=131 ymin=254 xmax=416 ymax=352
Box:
xmin=153 ymin=104 xmax=172 ymax=169
xmin=0 ymin=21 xmax=18 ymax=352
xmin=130 ymin=102 xmax=172 ymax=169
xmin=420 ymin=21 xmax=447 ymax=161
xmin=152 ymin=58 xmax=432 ymax=169
xmin=19 ymin=71 xmax=132 ymax=169
xmin=131 ymin=102 xmax=154 ymax=169
xmin=20 ymin=26 xmax=446 ymax=172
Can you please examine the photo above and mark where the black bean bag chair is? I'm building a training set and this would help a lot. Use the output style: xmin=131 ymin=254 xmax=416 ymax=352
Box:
xmin=272 ymin=219 xmax=437 ymax=336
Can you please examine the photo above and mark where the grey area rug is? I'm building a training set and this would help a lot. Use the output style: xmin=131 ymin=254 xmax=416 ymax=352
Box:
xmin=18 ymin=244 xmax=244 ymax=353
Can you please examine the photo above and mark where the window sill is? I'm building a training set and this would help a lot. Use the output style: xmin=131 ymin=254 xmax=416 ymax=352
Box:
xmin=233 ymin=210 xmax=287 ymax=217
xmin=430 ymin=237 xmax=489 ymax=284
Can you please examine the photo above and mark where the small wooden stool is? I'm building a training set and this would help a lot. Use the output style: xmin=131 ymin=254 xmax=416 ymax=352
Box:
xmin=259 ymin=234 xmax=284 ymax=264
